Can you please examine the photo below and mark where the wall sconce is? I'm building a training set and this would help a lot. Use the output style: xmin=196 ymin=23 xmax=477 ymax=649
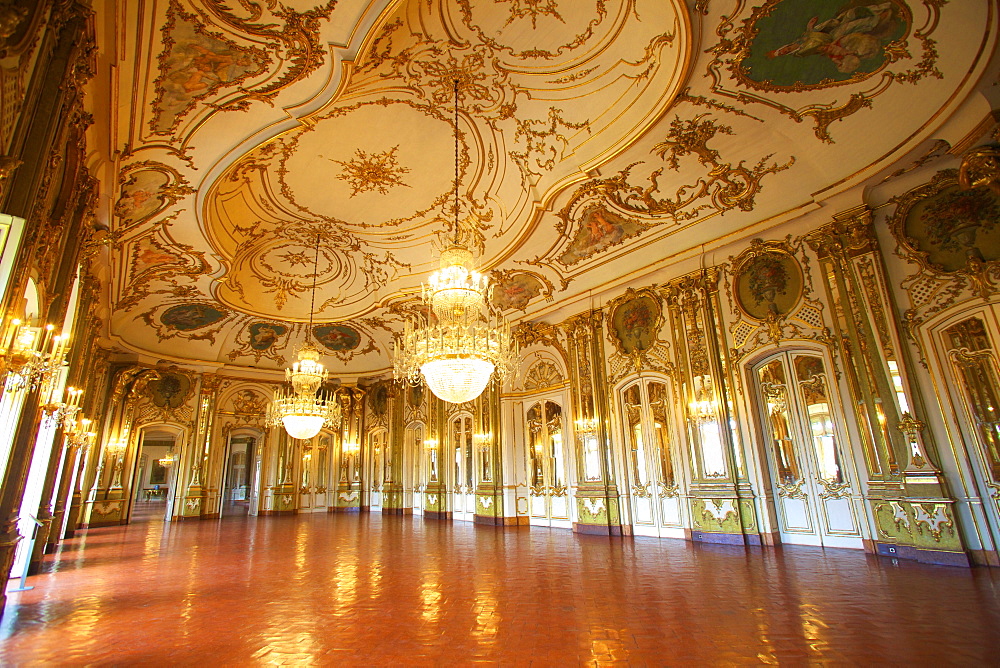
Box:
xmin=423 ymin=438 xmax=438 ymax=451
xmin=575 ymin=417 xmax=598 ymax=436
xmin=689 ymin=375 xmax=716 ymax=423
xmin=42 ymin=386 xmax=83 ymax=429
xmin=473 ymin=432 xmax=492 ymax=452
xmin=342 ymin=441 xmax=360 ymax=455
xmin=65 ymin=416 xmax=95 ymax=450
xmin=106 ymin=439 xmax=128 ymax=457
xmin=2 ymin=320 xmax=69 ymax=392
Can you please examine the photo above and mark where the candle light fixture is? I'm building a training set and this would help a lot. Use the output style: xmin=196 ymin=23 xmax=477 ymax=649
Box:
xmin=393 ymin=80 xmax=514 ymax=404
xmin=266 ymin=234 xmax=343 ymax=440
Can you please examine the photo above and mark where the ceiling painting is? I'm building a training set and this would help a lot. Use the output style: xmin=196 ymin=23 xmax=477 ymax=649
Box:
xmin=93 ymin=0 xmax=996 ymax=381
xmin=490 ymin=270 xmax=553 ymax=312
xmin=115 ymin=162 xmax=195 ymax=230
xmin=151 ymin=0 xmax=270 ymax=135
xmin=736 ymin=1 xmax=909 ymax=88
xmin=313 ymin=324 xmax=362 ymax=352
xmin=706 ymin=0 xmax=943 ymax=142
xmin=227 ymin=322 xmax=291 ymax=366
xmin=159 ymin=303 xmax=229 ymax=331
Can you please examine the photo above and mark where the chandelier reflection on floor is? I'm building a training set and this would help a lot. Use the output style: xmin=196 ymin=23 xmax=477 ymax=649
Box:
xmin=393 ymin=81 xmax=513 ymax=404
xmin=267 ymin=234 xmax=342 ymax=440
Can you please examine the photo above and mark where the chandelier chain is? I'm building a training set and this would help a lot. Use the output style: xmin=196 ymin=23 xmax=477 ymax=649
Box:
xmin=453 ymin=78 xmax=460 ymax=246
xmin=307 ymin=233 xmax=320 ymax=338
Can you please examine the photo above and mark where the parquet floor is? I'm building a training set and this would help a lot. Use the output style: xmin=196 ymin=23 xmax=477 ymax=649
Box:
xmin=2 ymin=505 xmax=999 ymax=665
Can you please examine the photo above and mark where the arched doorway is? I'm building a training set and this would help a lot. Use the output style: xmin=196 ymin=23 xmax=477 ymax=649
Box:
xmin=128 ymin=426 xmax=183 ymax=523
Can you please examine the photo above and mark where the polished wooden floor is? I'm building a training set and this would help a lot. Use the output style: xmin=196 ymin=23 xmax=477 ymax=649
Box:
xmin=2 ymin=503 xmax=1000 ymax=665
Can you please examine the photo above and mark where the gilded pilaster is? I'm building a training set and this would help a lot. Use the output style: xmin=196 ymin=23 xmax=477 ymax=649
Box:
xmin=333 ymin=387 xmax=364 ymax=511
xmin=382 ymin=383 xmax=406 ymax=513
xmin=806 ymin=207 xmax=966 ymax=564
xmin=422 ymin=392 xmax=449 ymax=519
xmin=563 ymin=311 xmax=623 ymax=534
xmin=665 ymin=268 xmax=759 ymax=544
xmin=474 ymin=383 xmax=507 ymax=524
xmin=177 ymin=374 xmax=221 ymax=519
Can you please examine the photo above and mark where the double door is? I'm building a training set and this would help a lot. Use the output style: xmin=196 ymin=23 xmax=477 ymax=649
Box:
xmin=754 ymin=351 xmax=862 ymax=547
xmin=299 ymin=433 xmax=330 ymax=512
xmin=526 ymin=400 xmax=570 ymax=527
xmin=451 ymin=415 xmax=475 ymax=520
xmin=620 ymin=379 xmax=682 ymax=536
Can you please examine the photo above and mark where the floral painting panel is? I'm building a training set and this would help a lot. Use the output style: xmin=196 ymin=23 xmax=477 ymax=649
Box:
xmin=149 ymin=373 xmax=191 ymax=409
xmin=735 ymin=251 xmax=803 ymax=320
xmin=160 ymin=304 xmax=228 ymax=331
xmin=904 ymin=185 xmax=1000 ymax=272
xmin=611 ymin=295 xmax=660 ymax=355
xmin=313 ymin=324 xmax=361 ymax=351
xmin=558 ymin=207 xmax=647 ymax=266
xmin=740 ymin=1 xmax=908 ymax=88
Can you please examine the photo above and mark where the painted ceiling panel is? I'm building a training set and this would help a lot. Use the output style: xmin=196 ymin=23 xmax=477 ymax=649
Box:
xmin=98 ymin=0 xmax=998 ymax=380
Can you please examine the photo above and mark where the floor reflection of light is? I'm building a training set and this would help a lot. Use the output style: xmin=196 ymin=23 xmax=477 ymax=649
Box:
xmin=473 ymin=583 xmax=499 ymax=650
xmin=180 ymin=545 xmax=201 ymax=642
xmin=294 ymin=523 xmax=308 ymax=578
xmin=61 ymin=596 xmax=103 ymax=652
xmin=420 ymin=576 xmax=441 ymax=624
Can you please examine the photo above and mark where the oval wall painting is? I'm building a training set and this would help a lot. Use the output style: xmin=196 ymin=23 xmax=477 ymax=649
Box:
xmin=734 ymin=251 xmax=803 ymax=320
xmin=160 ymin=304 xmax=228 ymax=331
xmin=313 ymin=324 xmax=361 ymax=351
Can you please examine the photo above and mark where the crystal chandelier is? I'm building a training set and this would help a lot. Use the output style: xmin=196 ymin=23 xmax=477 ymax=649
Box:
xmin=267 ymin=234 xmax=342 ymax=440
xmin=393 ymin=81 xmax=513 ymax=404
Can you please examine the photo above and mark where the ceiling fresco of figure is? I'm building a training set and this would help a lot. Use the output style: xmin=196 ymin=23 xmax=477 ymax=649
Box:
xmin=99 ymin=0 xmax=997 ymax=381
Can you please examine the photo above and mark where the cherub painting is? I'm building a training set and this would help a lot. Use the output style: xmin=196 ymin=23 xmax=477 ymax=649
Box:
xmin=740 ymin=0 xmax=907 ymax=88
xmin=313 ymin=324 xmax=361 ymax=352
xmin=152 ymin=11 xmax=265 ymax=133
xmin=116 ymin=170 xmax=170 ymax=226
xmin=558 ymin=206 xmax=647 ymax=266
xmin=491 ymin=273 xmax=544 ymax=311
xmin=248 ymin=323 xmax=287 ymax=351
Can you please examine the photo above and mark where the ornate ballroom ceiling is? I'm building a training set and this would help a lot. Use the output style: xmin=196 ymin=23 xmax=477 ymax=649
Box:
xmin=89 ymin=0 xmax=998 ymax=381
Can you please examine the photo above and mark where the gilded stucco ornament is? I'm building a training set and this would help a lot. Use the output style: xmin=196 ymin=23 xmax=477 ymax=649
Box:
xmin=533 ymin=113 xmax=793 ymax=285
xmin=523 ymin=360 xmax=564 ymax=391
xmin=147 ymin=0 xmax=337 ymax=142
xmin=958 ymin=145 xmax=1000 ymax=197
xmin=605 ymin=287 xmax=672 ymax=382
xmin=890 ymin=170 xmax=1000 ymax=329
xmin=107 ymin=0 xmax=694 ymax=376
xmin=724 ymin=237 xmax=827 ymax=355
